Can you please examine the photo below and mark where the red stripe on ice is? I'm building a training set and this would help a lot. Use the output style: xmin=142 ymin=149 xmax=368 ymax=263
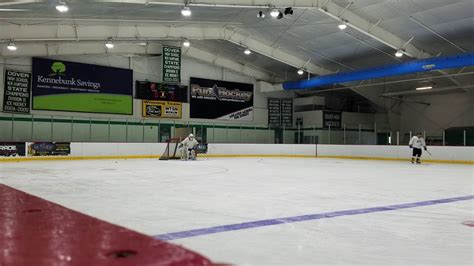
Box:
xmin=0 ymin=184 xmax=223 ymax=266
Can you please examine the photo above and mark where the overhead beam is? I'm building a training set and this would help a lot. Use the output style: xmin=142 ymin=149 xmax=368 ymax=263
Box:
xmin=183 ymin=46 xmax=275 ymax=81
xmin=223 ymin=27 xmax=332 ymax=75
xmin=0 ymin=40 xmax=274 ymax=81
xmin=380 ymin=85 xmax=473 ymax=97
xmin=0 ymin=23 xmax=332 ymax=77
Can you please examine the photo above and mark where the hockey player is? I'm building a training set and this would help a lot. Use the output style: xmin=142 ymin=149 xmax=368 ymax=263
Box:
xmin=409 ymin=132 xmax=427 ymax=164
xmin=180 ymin=134 xmax=199 ymax=161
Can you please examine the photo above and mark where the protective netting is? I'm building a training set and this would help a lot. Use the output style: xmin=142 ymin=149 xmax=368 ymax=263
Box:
xmin=159 ymin=138 xmax=183 ymax=160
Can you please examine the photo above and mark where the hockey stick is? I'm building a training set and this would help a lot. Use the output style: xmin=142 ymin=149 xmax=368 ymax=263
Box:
xmin=425 ymin=149 xmax=432 ymax=156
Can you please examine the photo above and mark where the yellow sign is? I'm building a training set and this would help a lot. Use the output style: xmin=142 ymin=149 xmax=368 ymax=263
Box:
xmin=142 ymin=100 xmax=182 ymax=118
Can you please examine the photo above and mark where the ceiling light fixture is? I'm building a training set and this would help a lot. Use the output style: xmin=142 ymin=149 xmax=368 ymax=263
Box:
xmin=244 ymin=48 xmax=251 ymax=55
xmin=257 ymin=10 xmax=265 ymax=18
xmin=338 ymin=22 xmax=347 ymax=30
xmin=181 ymin=6 xmax=191 ymax=17
xmin=7 ymin=41 xmax=17 ymax=51
xmin=395 ymin=50 xmax=404 ymax=57
xmin=105 ymin=38 xmax=114 ymax=49
xmin=56 ymin=1 xmax=69 ymax=13
xmin=297 ymin=69 xmax=304 ymax=75
xmin=415 ymin=86 xmax=433 ymax=91
xmin=270 ymin=9 xmax=279 ymax=18
xmin=183 ymin=40 xmax=190 ymax=47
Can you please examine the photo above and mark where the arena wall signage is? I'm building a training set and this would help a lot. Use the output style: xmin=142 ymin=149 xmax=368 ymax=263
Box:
xmin=323 ymin=111 xmax=342 ymax=129
xmin=135 ymin=81 xmax=187 ymax=102
xmin=0 ymin=142 xmax=26 ymax=157
xmin=3 ymin=69 xmax=31 ymax=114
xmin=27 ymin=142 xmax=71 ymax=156
xmin=189 ymin=77 xmax=254 ymax=121
xmin=142 ymin=100 xmax=182 ymax=118
xmin=32 ymin=57 xmax=133 ymax=115
xmin=268 ymin=98 xmax=293 ymax=128
xmin=162 ymin=46 xmax=181 ymax=83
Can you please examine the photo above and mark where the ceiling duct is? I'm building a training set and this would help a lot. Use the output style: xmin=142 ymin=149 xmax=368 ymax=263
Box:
xmin=282 ymin=53 xmax=474 ymax=91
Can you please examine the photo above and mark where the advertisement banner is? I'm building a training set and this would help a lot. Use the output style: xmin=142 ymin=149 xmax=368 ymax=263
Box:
xmin=323 ymin=111 xmax=342 ymax=129
xmin=3 ymin=69 xmax=31 ymax=114
xmin=162 ymin=46 xmax=181 ymax=83
xmin=190 ymin=77 xmax=254 ymax=121
xmin=142 ymin=100 xmax=182 ymax=118
xmin=135 ymin=81 xmax=187 ymax=102
xmin=27 ymin=142 xmax=71 ymax=156
xmin=0 ymin=142 xmax=26 ymax=157
xmin=32 ymin=58 xmax=133 ymax=115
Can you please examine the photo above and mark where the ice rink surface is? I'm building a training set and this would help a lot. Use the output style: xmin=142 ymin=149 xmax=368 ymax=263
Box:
xmin=1 ymin=157 xmax=473 ymax=265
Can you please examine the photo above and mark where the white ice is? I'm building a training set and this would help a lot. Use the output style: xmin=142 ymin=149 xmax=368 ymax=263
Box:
xmin=1 ymin=158 xmax=473 ymax=265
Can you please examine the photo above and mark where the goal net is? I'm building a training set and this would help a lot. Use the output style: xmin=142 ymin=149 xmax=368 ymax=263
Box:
xmin=159 ymin=138 xmax=183 ymax=160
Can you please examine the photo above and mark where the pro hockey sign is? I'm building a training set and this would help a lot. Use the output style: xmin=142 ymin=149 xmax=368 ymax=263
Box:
xmin=189 ymin=77 xmax=254 ymax=121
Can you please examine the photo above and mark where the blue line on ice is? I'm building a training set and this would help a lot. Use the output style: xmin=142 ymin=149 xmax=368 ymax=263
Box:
xmin=154 ymin=195 xmax=474 ymax=240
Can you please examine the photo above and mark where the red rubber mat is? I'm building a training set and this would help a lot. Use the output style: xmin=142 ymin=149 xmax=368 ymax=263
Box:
xmin=0 ymin=184 xmax=225 ymax=266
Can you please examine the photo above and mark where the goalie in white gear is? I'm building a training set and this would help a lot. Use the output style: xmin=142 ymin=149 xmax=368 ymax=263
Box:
xmin=180 ymin=134 xmax=199 ymax=160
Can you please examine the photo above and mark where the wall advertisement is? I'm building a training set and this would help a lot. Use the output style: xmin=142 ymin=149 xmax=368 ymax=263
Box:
xmin=189 ymin=77 xmax=254 ymax=121
xmin=142 ymin=100 xmax=182 ymax=118
xmin=32 ymin=57 xmax=133 ymax=115
xmin=323 ymin=111 xmax=342 ymax=128
xmin=135 ymin=80 xmax=187 ymax=102
xmin=0 ymin=142 xmax=26 ymax=157
xmin=3 ymin=69 xmax=31 ymax=114
xmin=27 ymin=142 xmax=71 ymax=156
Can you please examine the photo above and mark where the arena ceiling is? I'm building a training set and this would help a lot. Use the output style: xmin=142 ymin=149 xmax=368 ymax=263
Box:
xmin=0 ymin=0 xmax=473 ymax=106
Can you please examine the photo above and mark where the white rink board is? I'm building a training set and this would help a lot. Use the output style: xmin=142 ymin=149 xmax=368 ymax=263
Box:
xmin=70 ymin=143 xmax=167 ymax=157
xmin=7 ymin=143 xmax=472 ymax=163
xmin=317 ymin=145 xmax=473 ymax=162
xmin=207 ymin=144 xmax=317 ymax=156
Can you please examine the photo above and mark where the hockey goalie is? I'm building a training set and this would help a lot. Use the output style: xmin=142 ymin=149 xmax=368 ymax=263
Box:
xmin=179 ymin=134 xmax=199 ymax=161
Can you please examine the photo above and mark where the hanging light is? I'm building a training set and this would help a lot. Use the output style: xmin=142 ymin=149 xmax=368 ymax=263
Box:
xmin=183 ymin=40 xmax=190 ymax=47
xmin=395 ymin=50 xmax=404 ymax=57
xmin=7 ymin=41 xmax=17 ymax=51
xmin=105 ymin=38 xmax=114 ymax=49
xmin=244 ymin=48 xmax=251 ymax=55
xmin=56 ymin=1 xmax=69 ymax=13
xmin=416 ymin=86 xmax=433 ymax=91
xmin=181 ymin=6 xmax=191 ymax=17
xmin=338 ymin=22 xmax=347 ymax=30
xmin=297 ymin=69 xmax=304 ymax=75
xmin=270 ymin=9 xmax=279 ymax=18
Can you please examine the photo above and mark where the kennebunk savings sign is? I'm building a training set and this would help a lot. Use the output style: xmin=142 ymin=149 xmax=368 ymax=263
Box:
xmin=32 ymin=57 xmax=133 ymax=115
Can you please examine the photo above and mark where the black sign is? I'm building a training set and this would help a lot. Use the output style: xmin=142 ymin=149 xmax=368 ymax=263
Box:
xmin=135 ymin=81 xmax=187 ymax=102
xmin=268 ymin=98 xmax=293 ymax=128
xmin=190 ymin=77 xmax=254 ymax=121
xmin=323 ymin=111 xmax=342 ymax=128
xmin=32 ymin=57 xmax=133 ymax=115
xmin=0 ymin=142 xmax=26 ymax=157
xmin=162 ymin=46 xmax=181 ymax=83
xmin=281 ymin=99 xmax=293 ymax=128
xmin=268 ymin=98 xmax=281 ymax=127
xmin=28 ymin=142 xmax=71 ymax=156
xmin=3 ymin=69 xmax=31 ymax=114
